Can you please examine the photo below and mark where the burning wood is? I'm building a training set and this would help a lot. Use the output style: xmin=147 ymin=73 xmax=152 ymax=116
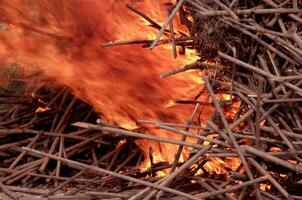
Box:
xmin=0 ymin=0 xmax=302 ymax=200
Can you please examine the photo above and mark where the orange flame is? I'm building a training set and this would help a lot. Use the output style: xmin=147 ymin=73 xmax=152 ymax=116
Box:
xmin=0 ymin=0 xmax=200 ymax=128
xmin=0 ymin=0 xmax=237 ymax=173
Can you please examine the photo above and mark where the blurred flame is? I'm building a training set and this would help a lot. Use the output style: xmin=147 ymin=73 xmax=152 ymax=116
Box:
xmin=0 ymin=0 xmax=240 ymax=175
xmin=0 ymin=0 xmax=200 ymax=128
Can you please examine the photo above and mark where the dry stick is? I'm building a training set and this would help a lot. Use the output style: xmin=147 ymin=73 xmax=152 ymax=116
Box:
xmin=268 ymin=29 xmax=302 ymax=57
xmin=186 ymin=0 xmax=207 ymax=12
xmin=106 ymin=146 xmax=121 ymax=171
xmin=1 ymin=160 xmax=42 ymax=183
xmin=197 ymin=181 xmax=226 ymax=200
xmin=203 ymin=76 xmax=259 ymax=194
xmin=44 ymin=170 xmax=87 ymax=197
xmin=102 ymin=37 xmax=195 ymax=48
xmin=218 ymin=52 xmax=302 ymax=96
xmin=268 ymin=117 xmax=297 ymax=153
xmin=278 ymin=116 xmax=294 ymax=134
xmin=293 ymin=32 xmax=302 ymax=49
xmin=65 ymin=135 xmax=104 ymax=157
xmin=91 ymin=148 xmax=99 ymax=167
xmin=218 ymin=52 xmax=273 ymax=79
xmin=0 ymin=129 xmax=108 ymax=145
xmin=237 ymin=87 xmax=298 ymax=154
xmin=0 ymin=138 xmax=32 ymax=151
xmin=206 ymin=118 xmax=231 ymax=144
xmin=293 ymin=0 xmax=298 ymax=9
xmin=148 ymin=104 xmax=201 ymax=200
xmin=85 ymin=191 xmax=129 ymax=199
xmin=160 ymin=62 xmax=200 ymax=78
xmin=264 ymin=33 xmax=302 ymax=63
xmin=212 ymin=0 xmax=239 ymax=20
xmin=126 ymin=3 xmax=162 ymax=30
xmin=160 ymin=61 xmax=217 ymax=78
xmin=255 ymin=78 xmax=263 ymax=149
xmin=22 ymin=147 xmax=201 ymax=200
xmin=6 ymin=166 xmax=38 ymax=185
xmin=39 ymin=135 xmax=59 ymax=172
xmin=66 ymin=176 xmax=100 ymax=196
xmin=168 ymin=5 xmax=177 ymax=59
xmin=0 ymin=97 xmax=32 ymax=104
xmin=55 ymin=136 xmax=64 ymax=186
xmin=127 ymin=154 xmax=143 ymax=187
xmin=102 ymin=39 xmax=152 ymax=47
xmin=236 ymin=86 xmax=292 ymax=125
xmin=292 ymin=108 xmax=302 ymax=129
xmin=8 ymin=131 xmax=43 ymax=169
xmin=277 ymin=18 xmax=287 ymax=34
xmin=232 ymin=132 xmax=286 ymax=145
xmin=210 ymin=182 xmax=237 ymax=200
xmin=229 ymin=0 xmax=238 ymax=8
xmin=258 ymin=55 xmax=278 ymax=98
xmin=6 ymin=186 xmax=48 ymax=196
xmin=13 ymin=159 xmax=43 ymax=171
xmin=171 ymin=103 xmax=200 ymax=171
xmin=267 ymin=51 xmax=286 ymax=94
xmin=248 ymin=96 xmax=298 ymax=155
xmin=195 ymin=8 xmax=300 ymax=17
xmin=222 ymin=19 xmax=298 ymax=65
xmin=261 ymin=125 xmax=302 ymax=141
xmin=46 ymin=88 xmax=70 ymax=149
xmin=198 ymin=176 xmax=268 ymax=199
xmin=238 ymin=22 xmax=290 ymax=38
xmin=114 ymin=150 xmax=139 ymax=173
xmin=0 ymin=181 xmax=18 ymax=200
xmin=228 ymin=171 xmax=247 ymax=181
xmin=248 ymin=158 xmax=291 ymax=199
xmin=244 ymin=145 xmax=302 ymax=172
xmin=47 ymin=195 xmax=92 ymax=200
xmin=129 ymin=146 xmax=211 ymax=200
xmin=190 ymin=0 xmax=214 ymax=11
xmin=0 ymin=169 xmax=92 ymax=183
xmin=98 ymin=146 xmax=124 ymax=189
xmin=98 ymin=147 xmax=120 ymax=163
xmin=72 ymin=122 xmax=209 ymax=150
xmin=40 ymin=97 xmax=77 ymax=173
xmin=150 ymin=0 xmax=186 ymax=49
xmin=139 ymin=120 xmax=203 ymax=129
xmin=229 ymin=45 xmax=237 ymax=101
xmin=47 ymin=87 xmax=68 ymax=107
xmin=261 ymin=190 xmax=282 ymax=200
xmin=155 ymin=124 xmax=230 ymax=147
xmin=261 ymin=0 xmax=302 ymax=24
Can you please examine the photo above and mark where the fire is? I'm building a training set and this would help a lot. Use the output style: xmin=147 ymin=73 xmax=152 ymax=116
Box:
xmin=0 ymin=0 xmax=235 ymax=174
xmin=0 ymin=0 xmax=200 ymax=127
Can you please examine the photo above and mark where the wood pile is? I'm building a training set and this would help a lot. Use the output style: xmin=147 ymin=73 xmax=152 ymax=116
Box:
xmin=0 ymin=0 xmax=302 ymax=199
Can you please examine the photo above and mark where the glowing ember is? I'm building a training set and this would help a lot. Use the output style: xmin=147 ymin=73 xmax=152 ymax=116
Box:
xmin=35 ymin=106 xmax=51 ymax=113
xmin=270 ymin=147 xmax=282 ymax=152
xmin=204 ymin=157 xmax=241 ymax=174
xmin=260 ymin=183 xmax=271 ymax=191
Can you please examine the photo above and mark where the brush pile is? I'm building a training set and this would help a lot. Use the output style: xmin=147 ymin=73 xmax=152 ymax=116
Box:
xmin=0 ymin=0 xmax=302 ymax=200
